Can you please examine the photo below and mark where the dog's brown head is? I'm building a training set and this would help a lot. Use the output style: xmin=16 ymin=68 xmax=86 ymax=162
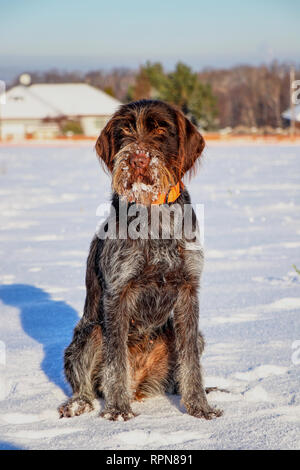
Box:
xmin=96 ymin=99 xmax=205 ymax=205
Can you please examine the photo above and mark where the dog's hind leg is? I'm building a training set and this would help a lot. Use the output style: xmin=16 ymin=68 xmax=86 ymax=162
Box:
xmin=166 ymin=330 xmax=226 ymax=395
xmin=59 ymin=238 xmax=105 ymax=418
xmin=59 ymin=322 xmax=103 ymax=418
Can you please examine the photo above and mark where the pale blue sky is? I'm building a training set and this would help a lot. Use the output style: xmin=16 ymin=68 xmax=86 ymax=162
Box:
xmin=0 ymin=0 xmax=299 ymax=78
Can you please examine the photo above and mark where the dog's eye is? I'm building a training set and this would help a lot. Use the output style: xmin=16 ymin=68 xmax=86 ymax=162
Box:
xmin=155 ymin=128 xmax=166 ymax=135
xmin=122 ymin=126 xmax=132 ymax=134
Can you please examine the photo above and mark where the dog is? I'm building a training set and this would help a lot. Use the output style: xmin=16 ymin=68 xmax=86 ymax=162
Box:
xmin=58 ymin=99 xmax=222 ymax=421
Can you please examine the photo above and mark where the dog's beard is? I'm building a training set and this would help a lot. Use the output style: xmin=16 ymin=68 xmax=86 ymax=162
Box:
xmin=112 ymin=144 xmax=176 ymax=205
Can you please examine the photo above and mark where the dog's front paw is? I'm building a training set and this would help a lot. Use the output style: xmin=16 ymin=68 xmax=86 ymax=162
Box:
xmin=184 ymin=402 xmax=223 ymax=420
xmin=58 ymin=396 xmax=94 ymax=418
xmin=100 ymin=408 xmax=137 ymax=422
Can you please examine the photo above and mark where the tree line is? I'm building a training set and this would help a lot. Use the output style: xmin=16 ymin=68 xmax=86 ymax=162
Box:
xmin=12 ymin=61 xmax=299 ymax=130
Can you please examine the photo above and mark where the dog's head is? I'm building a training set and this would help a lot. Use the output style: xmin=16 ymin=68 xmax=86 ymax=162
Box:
xmin=96 ymin=99 xmax=205 ymax=205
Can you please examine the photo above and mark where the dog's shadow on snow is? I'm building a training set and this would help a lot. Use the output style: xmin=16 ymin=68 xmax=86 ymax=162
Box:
xmin=165 ymin=393 xmax=185 ymax=415
xmin=0 ymin=284 xmax=78 ymax=395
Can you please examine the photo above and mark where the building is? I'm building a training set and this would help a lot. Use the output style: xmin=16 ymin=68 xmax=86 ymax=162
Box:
xmin=0 ymin=83 xmax=122 ymax=140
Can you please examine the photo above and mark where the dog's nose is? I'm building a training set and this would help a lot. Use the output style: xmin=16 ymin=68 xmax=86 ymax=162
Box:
xmin=130 ymin=152 xmax=150 ymax=170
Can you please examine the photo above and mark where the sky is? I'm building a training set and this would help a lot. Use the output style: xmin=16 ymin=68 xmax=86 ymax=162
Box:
xmin=0 ymin=0 xmax=299 ymax=80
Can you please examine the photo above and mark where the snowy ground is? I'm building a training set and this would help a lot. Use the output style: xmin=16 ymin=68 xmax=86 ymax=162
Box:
xmin=0 ymin=142 xmax=299 ymax=450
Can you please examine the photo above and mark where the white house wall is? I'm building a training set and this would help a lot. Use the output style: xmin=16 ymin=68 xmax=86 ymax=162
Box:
xmin=0 ymin=119 xmax=59 ymax=140
xmin=80 ymin=116 xmax=110 ymax=137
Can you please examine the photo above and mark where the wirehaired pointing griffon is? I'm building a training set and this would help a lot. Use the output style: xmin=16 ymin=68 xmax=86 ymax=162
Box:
xmin=59 ymin=99 xmax=222 ymax=421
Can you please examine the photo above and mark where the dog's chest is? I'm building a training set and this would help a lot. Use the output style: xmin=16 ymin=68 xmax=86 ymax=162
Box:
xmin=101 ymin=239 xmax=188 ymax=329
xmin=142 ymin=239 xmax=184 ymax=281
xmin=131 ymin=241 xmax=183 ymax=328
xmin=101 ymin=238 xmax=184 ymax=288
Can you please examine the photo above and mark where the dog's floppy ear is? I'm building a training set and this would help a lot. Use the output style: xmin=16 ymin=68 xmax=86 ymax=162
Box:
xmin=95 ymin=119 xmax=115 ymax=172
xmin=176 ymin=109 xmax=205 ymax=178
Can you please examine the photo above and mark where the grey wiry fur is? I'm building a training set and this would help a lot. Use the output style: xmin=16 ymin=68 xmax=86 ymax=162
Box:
xmin=59 ymin=100 xmax=222 ymax=421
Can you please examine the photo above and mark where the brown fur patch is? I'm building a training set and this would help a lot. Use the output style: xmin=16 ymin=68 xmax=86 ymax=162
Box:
xmin=129 ymin=336 xmax=170 ymax=400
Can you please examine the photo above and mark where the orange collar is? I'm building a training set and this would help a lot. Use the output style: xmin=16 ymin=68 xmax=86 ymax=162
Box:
xmin=152 ymin=182 xmax=183 ymax=205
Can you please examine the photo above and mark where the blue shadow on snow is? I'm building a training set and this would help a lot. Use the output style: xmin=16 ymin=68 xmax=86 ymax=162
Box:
xmin=0 ymin=284 xmax=78 ymax=394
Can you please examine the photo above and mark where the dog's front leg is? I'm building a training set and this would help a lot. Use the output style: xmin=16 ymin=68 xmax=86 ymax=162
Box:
xmin=100 ymin=285 xmax=136 ymax=421
xmin=173 ymin=282 xmax=222 ymax=420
